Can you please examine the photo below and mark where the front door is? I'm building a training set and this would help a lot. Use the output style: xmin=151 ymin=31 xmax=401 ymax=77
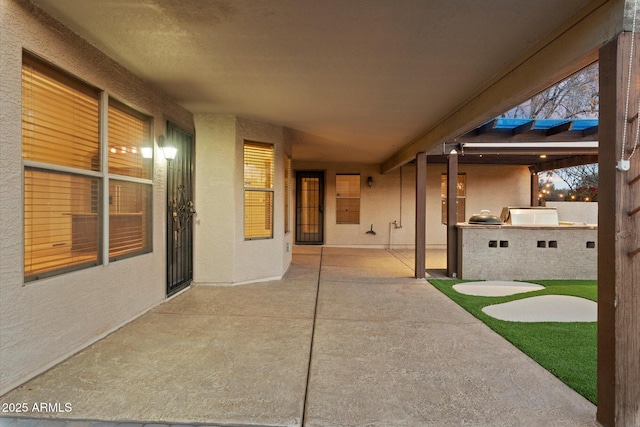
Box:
xmin=166 ymin=122 xmax=195 ymax=296
xmin=295 ymin=171 xmax=324 ymax=244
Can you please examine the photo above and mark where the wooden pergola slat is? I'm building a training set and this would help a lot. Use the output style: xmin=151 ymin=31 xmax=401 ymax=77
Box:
xmin=513 ymin=119 xmax=536 ymax=134
xmin=475 ymin=118 xmax=498 ymax=135
xmin=546 ymin=121 xmax=573 ymax=136
xmin=583 ymin=125 xmax=599 ymax=136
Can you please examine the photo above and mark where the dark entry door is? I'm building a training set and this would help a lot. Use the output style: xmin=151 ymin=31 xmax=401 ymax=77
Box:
xmin=166 ymin=122 xmax=195 ymax=296
xmin=295 ymin=171 xmax=324 ymax=244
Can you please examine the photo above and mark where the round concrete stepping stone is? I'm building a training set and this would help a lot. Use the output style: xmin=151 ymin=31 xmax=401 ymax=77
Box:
xmin=482 ymin=295 xmax=597 ymax=322
xmin=453 ymin=281 xmax=544 ymax=297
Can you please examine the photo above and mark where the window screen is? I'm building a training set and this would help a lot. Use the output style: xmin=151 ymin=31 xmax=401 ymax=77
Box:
xmin=336 ymin=174 xmax=360 ymax=224
xmin=244 ymin=142 xmax=274 ymax=239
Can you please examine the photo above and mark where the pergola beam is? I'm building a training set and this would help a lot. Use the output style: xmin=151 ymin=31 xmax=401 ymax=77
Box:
xmin=545 ymin=121 xmax=573 ymax=136
xmin=583 ymin=125 xmax=599 ymax=136
xmin=381 ymin=0 xmax=623 ymax=174
xmin=457 ymin=130 xmax=598 ymax=143
xmin=474 ymin=119 xmax=498 ymax=135
xmin=530 ymin=155 xmax=599 ymax=173
xmin=513 ymin=120 xmax=536 ymax=134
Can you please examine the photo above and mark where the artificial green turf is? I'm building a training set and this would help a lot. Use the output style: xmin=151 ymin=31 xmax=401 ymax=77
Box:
xmin=429 ymin=279 xmax=597 ymax=404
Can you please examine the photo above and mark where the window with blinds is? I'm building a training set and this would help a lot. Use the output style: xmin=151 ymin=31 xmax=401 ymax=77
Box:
xmin=441 ymin=174 xmax=467 ymax=224
xmin=108 ymin=100 xmax=152 ymax=179
xmin=22 ymin=54 xmax=101 ymax=281
xmin=22 ymin=55 xmax=100 ymax=170
xmin=108 ymin=100 xmax=152 ymax=260
xmin=109 ymin=180 xmax=151 ymax=258
xmin=284 ymin=153 xmax=291 ymax=234
xmin=244 ymin=142 xmax=274 ymax=239
xmin=336 ymin=174 xmax=360 ymax=224
xmin=24 ymin=168 xmax=100 ymax=279
xmin=22 ymin=53 xmax=154 ymax=281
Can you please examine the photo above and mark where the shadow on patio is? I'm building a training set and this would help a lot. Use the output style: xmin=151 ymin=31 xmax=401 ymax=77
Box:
xmin=0 ymin=247 xmax=596 ymax=426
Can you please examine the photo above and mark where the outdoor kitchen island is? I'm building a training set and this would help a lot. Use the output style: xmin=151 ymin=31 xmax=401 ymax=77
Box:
xmin=456 ymin=207 xmax=597 ymax=280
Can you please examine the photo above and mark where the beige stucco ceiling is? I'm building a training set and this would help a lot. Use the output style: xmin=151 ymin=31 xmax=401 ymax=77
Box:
xmin=30 ymin=0 xmax=594 ymax=163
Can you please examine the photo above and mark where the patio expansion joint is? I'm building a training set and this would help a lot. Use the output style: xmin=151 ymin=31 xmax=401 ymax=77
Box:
xmin=314 ymin=316 xmax=479 ymax=326
xmin=300 ymin=247 xmax=323 ymax=427
xmin=150 ymin=311 xmax=315 ymax=322
xmin=0 ymin=415 xmax=278 ymax=427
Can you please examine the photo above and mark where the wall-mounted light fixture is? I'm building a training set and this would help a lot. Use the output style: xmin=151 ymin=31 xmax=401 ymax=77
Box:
xmin=140 ymin=140 xmax=153 ymax=159
xmin=158 ymin=135 xmax=177 ymax=160
xmin=367 ymin=176 xmax=373 ymax=188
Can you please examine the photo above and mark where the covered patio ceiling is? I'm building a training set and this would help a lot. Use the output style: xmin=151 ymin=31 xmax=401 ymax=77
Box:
xmin=26 ymin=0 xmax=597 ymax=165
xmin=427 ymin=118 xmax=599 ymax=170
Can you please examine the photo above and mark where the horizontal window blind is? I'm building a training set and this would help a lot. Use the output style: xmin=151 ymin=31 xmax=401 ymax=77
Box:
xmin=24 ymin=168 xmax=100 ymax=280
xmin=440 ymin=174 xmax=466 ymax=197
xmin=441 ymin=174 xmax=467 ymax=224
xmin=108 ymin=100 xmax=152 ymax=179
xmin=336 ymin=174 xmax=360 ymax=197
xmin=441 ymin=198 xmax=467 ymax=224
xmin=336 ymin=198 xmax=360 ymax=224
xmin=22 ymin=56 xmax=100 ymax=171
xmin=336 ymin=174 xmax=360 ymax=224
xmin=109 ymin=180 xmax=151 ymax=259
xmin=244 ymin=142 xmax=274 ymax=189
xmin=244 ymin=142 xmax=274 ymax=239
xmin=22 ymin=53 xmax=155 ymax=282
xmin=245 ymin=191 xmax=274 ymax=239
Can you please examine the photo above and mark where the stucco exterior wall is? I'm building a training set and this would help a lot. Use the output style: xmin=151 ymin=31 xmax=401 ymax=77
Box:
xmin=193 ymin=115 xmax=292 ymax=285
xmin=193 ymin=114 xmax=237 ymax=283
xmin=292 ymin=161 xmax=531 ymax=248
xmin=292 ymin=161 xmax=417 ymax=248
xmin=0 ymin=0 xmax=193 ymax=394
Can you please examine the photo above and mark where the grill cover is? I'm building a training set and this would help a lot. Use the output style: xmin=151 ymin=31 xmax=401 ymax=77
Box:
xmin=468 ymin=210 xmax=502 ymax=224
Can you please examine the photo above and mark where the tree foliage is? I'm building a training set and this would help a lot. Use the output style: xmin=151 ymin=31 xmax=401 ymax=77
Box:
xmin=502 ymin=64 xmax=599 ymax=119
xmin=503 ymin=64 xmax=599 ymax=202
xmin=539 ymin=164 xmax=598 ymax=202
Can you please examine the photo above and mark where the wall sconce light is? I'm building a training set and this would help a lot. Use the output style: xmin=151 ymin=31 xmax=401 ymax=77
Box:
xmin=158 ymin=135 xmax=177 ymax=160
xmin=367 ymin=176 xmax=373 ymax=188
xmin=140 ymin=140 xmax=153 ymax=159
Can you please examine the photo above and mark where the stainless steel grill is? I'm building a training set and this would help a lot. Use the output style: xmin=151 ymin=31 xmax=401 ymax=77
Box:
xmin=500 ymin=207 xmax=559 ymax=225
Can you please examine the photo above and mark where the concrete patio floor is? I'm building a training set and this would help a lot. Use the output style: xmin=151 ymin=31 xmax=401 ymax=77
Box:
xmin=0 ymin=247 xmax=596 ymax=426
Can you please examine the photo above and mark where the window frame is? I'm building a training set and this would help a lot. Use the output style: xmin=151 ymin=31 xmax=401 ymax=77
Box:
xmin=284 ymin=152 xmax=291 ymax=234
xmin=22 ymin=52 xmax=154 ymax=282
xmin=107 ymin=98 xmax=154 ymax=261
xmin=23 ymin=166 xmax=103 ymax=281
xmin=335 ymin=174 xmax=361 ymax=225
xmin=441 ymin=173 xmax=467 ymax=225
xmin=243 ymin=141 xmax=275 ymax=240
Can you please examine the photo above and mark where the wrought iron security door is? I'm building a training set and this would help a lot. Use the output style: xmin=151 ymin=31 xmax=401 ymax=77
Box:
xmin=166 ymin=123 xmax=195 ymax=296
xmin=295 ymin=171 xmax=324 ymax=244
